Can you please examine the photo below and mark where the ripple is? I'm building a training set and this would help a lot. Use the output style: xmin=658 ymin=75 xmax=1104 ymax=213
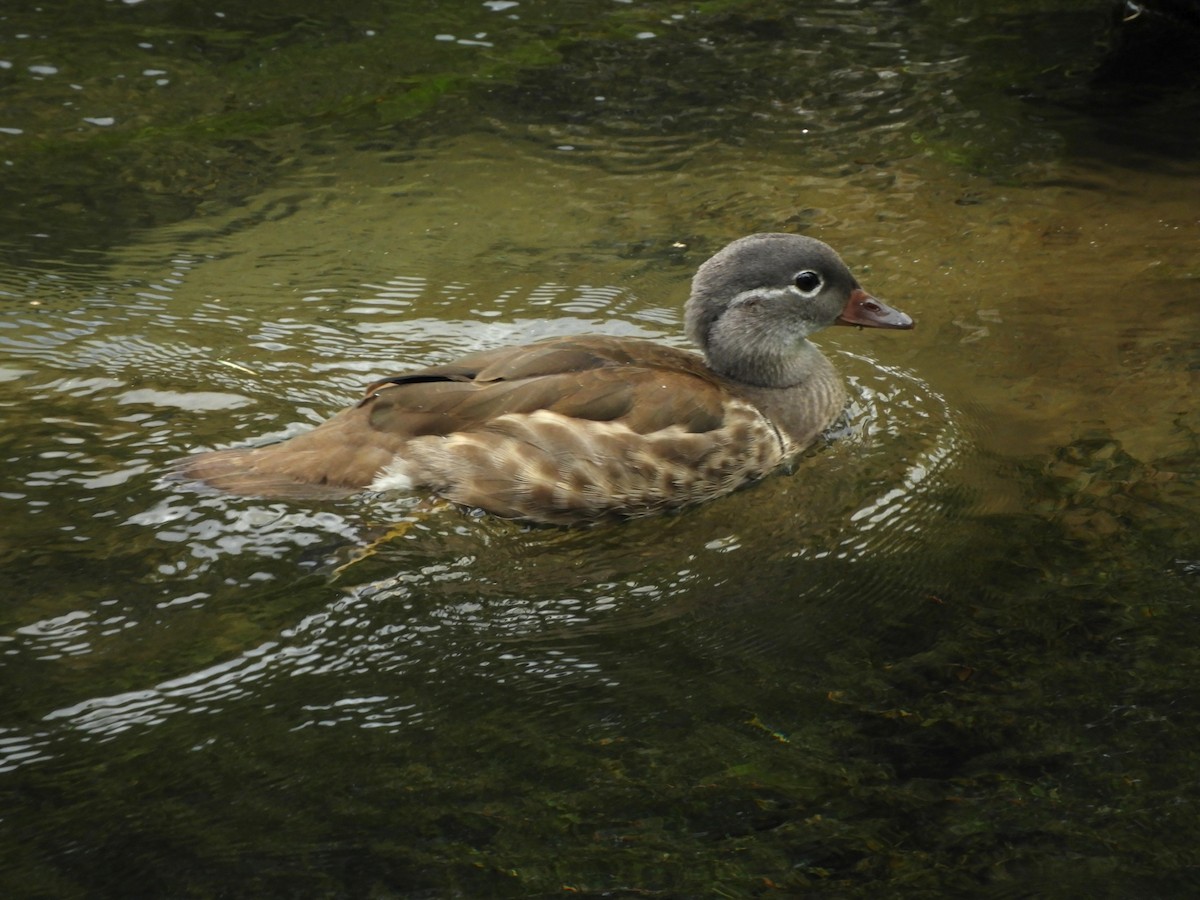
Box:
xmin=0 ymin=159 xmax=965 ymax=775
xmin=831 ymin=353 xmax=963 ymax=560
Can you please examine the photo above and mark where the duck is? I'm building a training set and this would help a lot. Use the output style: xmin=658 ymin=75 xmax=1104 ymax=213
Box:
xmin=175 ymin=233 xmax=913 ymax=524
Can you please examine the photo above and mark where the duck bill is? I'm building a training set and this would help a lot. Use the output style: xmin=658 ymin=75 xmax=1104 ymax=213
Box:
xmin=835 ymin=288 xmax=914 ymax=329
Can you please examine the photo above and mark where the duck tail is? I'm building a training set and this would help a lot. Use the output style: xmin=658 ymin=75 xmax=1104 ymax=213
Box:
xmin=170 ymin=444 xmax=357 ymax=500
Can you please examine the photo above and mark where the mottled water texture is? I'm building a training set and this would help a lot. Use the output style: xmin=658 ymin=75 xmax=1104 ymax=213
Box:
xmin=1 ymin=0 xmax=1198 ymax=896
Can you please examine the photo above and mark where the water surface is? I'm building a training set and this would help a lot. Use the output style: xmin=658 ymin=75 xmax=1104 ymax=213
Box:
xmin=2 ymin=1 xmax=1199 ymax=896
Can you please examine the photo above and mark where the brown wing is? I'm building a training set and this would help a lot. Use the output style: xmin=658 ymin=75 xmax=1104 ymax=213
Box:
xmin=364 ymin=336 xmax=714 ymax=390
xmin=175 ymin=335 xmax=737 ymax=497
xmin=362 ymin=337 xmax=727 ymax=439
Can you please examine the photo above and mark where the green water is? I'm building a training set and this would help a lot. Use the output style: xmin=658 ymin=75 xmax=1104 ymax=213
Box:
xmin=2 ymin=0 xmax=1199 ymax=896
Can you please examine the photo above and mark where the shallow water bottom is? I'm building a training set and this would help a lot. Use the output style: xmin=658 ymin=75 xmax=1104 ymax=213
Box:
xmin=2 ymin=19 xmax=1200 ymax=896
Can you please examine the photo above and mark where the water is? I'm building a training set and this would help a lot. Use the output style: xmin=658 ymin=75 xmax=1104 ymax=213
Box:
xmin=2 ymin=0 xmax=1199 ymax=896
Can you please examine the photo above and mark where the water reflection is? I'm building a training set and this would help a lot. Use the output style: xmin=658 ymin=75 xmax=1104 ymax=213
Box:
xmin=0 ymin=320 xmax=959 ymax=775
xmin=1 ymin=1 xmax=1198 ymax=894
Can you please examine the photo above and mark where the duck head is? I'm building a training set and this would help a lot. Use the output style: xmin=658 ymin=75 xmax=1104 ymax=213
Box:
xmin=684 ymin=232 xmax=913 ymax=388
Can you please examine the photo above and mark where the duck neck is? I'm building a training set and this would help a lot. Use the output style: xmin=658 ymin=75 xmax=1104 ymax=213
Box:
xmin=710 ymin=336 xmax=826 ymax=390
xmin=728 ymin=347 xmax=848 ymax=448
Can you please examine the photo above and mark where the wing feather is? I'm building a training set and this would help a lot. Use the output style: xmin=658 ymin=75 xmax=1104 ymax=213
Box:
xmin=175 ymin=335 xmax=747 ymax=503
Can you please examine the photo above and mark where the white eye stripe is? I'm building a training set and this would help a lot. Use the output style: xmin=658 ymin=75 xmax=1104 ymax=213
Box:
xmin=729 ymin=287 xmax=798 ymax=304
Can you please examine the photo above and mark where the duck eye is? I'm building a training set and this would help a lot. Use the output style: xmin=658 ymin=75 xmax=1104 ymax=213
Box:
xmin=794 ymin=270 xmax=822 ymax=293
